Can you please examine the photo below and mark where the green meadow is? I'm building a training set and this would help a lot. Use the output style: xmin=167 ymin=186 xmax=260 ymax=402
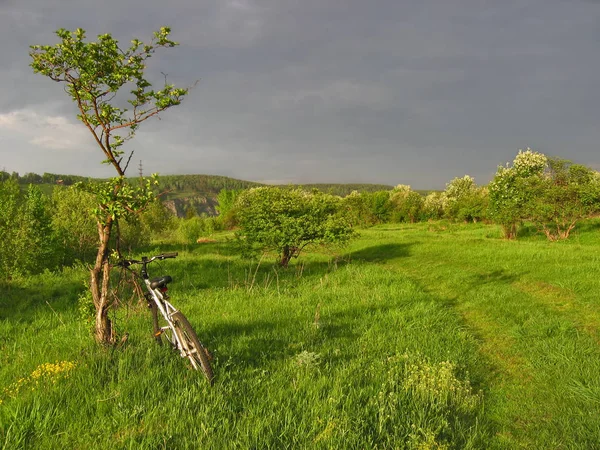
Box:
xmin=2 ymin=221 xmax=600 ymax=449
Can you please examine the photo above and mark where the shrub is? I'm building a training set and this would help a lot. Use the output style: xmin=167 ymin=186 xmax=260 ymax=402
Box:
xmin=140 ymin=199 xmax=176 ymax=238
xmin=117 ymin=215 xmax=150 ymax=253
xmin=236 ymin=187 xmax=354 ymax=267
xmin=0 ymin=179 xmax=21 ymax=277
xmin=340 ymin=191 xmax=379 ymax=228
xmin=176 ymin=215 xmax=223 ymax=244
xmin=177 ymin=216 xmax=205 ymax=244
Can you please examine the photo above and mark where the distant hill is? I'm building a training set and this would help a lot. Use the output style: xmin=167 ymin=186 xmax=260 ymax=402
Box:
xmin=157 ymin=177 xmax=396 ymax=217
xmin=156 ymin=175 xmax=262 ymax=217
xmin=4 ymin=171 xmax=401 ymax=217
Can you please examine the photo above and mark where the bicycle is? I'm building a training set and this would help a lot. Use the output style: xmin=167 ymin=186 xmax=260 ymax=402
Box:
xmin=117 ymin=252 xmax=214 ymax=384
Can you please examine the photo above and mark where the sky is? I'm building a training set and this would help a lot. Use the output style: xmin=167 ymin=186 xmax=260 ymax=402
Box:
xmin=0 ymin=0 xmax=599 ymax=189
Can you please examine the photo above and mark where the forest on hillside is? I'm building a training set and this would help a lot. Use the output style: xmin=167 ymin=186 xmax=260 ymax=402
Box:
xmin=2 ymin=171 xmax=395 ymax=217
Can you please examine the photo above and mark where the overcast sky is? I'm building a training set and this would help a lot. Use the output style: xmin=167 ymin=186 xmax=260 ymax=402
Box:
xmin=1 ymin=0 xmax=599 ymax=189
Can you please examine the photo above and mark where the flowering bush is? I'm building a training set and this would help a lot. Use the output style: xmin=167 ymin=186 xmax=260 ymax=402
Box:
xmin=389 ymin=185 xmax=424 ymax=223
xmin=488 ymin=149 xmax=548 ymax=238
xmin=513 ymin=148 xmax=548 ymax=177
xmin=423 ymin=192 xmax=447 ymax=220
xmin=444 ymin=175 xmax=488 ymax=223
xmin=444 ymin=175 xmax=475 ymax=202
xmin=489 ymin=149 xmax=599 ymax=240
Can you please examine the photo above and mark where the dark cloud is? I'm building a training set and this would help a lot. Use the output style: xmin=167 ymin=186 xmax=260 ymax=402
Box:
xmin=1 ymin=0 xmax=599 ymax=188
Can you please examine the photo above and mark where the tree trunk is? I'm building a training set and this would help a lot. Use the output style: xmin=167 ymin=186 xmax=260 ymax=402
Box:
xmin=502 ymin=223 xmax=517 ymax=240
xmin=90 ymin=217 xmax=114 ymax=344
xmin=280 ymin=245 xmax=291 ymax=268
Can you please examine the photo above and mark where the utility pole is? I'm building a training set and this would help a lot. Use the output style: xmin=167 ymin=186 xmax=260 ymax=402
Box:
xmin=138 ymin=160 xmax=143 ymax=178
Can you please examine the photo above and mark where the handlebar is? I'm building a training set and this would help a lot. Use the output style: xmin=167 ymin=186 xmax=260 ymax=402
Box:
xmin=117 ymin=252 xmax=178 ymax=267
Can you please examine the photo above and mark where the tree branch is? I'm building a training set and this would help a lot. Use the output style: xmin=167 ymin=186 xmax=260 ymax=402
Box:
xmin=123 ymin=151 xmax=134 ymax=174
xmin=71 ymin=84 xmax=112 ymax=162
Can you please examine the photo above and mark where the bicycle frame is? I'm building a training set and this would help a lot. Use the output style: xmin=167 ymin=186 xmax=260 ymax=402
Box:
xmin=144 ymin=280 xmax=180 ymax=343
xmin=117 ymin=253 xmax=213 ymax=380
xmin=140 ymin=268 xmax=200 ymax=365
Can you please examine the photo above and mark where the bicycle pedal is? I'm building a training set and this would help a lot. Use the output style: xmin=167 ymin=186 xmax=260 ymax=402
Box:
xmin=154 ymin=331 xmax=163 ymax=337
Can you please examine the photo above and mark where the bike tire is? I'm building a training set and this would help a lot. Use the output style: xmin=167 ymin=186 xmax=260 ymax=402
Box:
xmin=171 ymin=311 xmax=214 ymax=384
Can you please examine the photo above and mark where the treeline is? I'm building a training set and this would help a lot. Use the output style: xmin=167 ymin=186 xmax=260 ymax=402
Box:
xmin=158 ymin=175 xmax=395 ymax=197
xmin=293 ymin=183 xmax=394 ymax=197
xmin=158 ymin=174 xmax=262 ymax=197
xmin=0 ymin=171 xmax=91 ymax=186
xmin=1 ymin=171 xmax=259 ymax=193
xmin=4 ymin=170 xmax=399 ymax=199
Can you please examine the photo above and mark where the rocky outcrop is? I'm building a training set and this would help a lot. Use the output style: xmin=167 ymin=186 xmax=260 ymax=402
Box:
xmin=161 ymin=196 xmax=219 ymax=218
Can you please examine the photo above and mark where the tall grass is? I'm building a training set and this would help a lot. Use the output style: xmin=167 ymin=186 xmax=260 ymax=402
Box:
xmin=2 ymin=221 xmax=600 ymax=448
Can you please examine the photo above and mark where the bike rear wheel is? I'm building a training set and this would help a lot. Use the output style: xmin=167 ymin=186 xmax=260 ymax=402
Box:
xmin=171 ymin=311 xmax=214 ymax=384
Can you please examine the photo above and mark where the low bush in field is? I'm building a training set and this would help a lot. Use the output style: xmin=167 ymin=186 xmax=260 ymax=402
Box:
xmin=176 ymin=216 xmax=224 ymax=244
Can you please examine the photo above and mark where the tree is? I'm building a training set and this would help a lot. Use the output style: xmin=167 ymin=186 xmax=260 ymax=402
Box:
xmin=488 ymin=149 xmax=548 ymax=239
xmin=0 ymin=179 xmax=22 ymax=278
xmin=30 ymin=27 xmax=190 ymax=343
xmin=389 ymin=185 xmax=424 ymax=223
xmin=236 ymin=187 xmax=354 ymax=267
xmin=444 ymin=176 xmax=488 ymax=223
xmin=14 ymin=185 xmax=57 ymax=275
xmin=216 ymin=188 xmax=243 ymax=229
xmin=0 ymin=182 xmax=58 ymax=279
xmin=422 ymin=192 xmax=446 ymax=220
xmin=52 ymin=185 xmax=98 ymax=265
xmin=365 ymin=191 xmax=393 ymax=223
xmin=527 ymin=158 xmax=599 ymax=240
xmin=453 ymin=187 xmax=488 ymax=223
xmin=22 ymin=172 xmax=43 ymax=184
xmin=139 ymin=198 xmax=175 ymax=238
xmin=340 ymin=190 xmax=379 ymax=228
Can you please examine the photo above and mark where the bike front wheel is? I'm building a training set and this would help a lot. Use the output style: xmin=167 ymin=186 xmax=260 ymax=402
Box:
xmin=171 ymin=311 xmax=214 ymax=384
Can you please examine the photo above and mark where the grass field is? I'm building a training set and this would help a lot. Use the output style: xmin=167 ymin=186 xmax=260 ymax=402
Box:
xmin=2 ymin=221 xmax=600 ymax=448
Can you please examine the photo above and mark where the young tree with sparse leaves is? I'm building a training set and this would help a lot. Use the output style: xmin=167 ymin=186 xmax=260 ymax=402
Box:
xmin=30 ymin=27 xmax=191 ymax=343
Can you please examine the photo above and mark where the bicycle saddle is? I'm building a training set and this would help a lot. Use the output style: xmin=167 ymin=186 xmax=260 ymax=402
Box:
xmin=150 ymin=276 xmax=172 ymax=289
